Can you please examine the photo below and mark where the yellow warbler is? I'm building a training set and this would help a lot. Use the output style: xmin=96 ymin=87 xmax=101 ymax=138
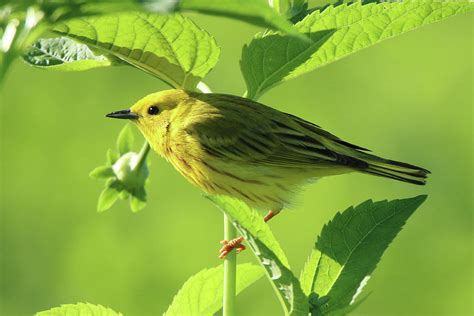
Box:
xmin=106 ymin=89 xmax=429 ymax=255
xmin=107 ymin=88 xmax=429 ymax=208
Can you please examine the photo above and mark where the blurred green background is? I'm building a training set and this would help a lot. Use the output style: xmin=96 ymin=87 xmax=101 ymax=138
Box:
xmin=1 ymin=8 xmax=472 ymax=316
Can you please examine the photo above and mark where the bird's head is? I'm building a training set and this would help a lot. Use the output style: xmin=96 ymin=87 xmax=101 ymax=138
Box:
xmin=107 ymin=89 xmax=189 ymax=121
xmin=106 ymin=89 xmax=190 ymax=148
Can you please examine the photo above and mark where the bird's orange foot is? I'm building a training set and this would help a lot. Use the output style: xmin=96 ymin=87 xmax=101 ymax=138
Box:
xmin=219 ymin=236 xmax=246 ymax=259
xmin=264 ymin=209 xmax=281 ymax=222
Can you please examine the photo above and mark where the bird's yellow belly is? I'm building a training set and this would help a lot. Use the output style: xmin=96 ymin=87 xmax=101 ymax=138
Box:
xmin=166 ymin=150 xmax=309 ymax=211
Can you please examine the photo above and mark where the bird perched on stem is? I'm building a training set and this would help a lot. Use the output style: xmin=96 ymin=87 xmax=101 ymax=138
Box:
xmin=106 ymin=89 xmax=429 ymax=258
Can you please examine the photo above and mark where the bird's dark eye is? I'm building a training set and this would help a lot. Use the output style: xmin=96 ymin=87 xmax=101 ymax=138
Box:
xmin=148 ymin=106 xmax=159 ymax=115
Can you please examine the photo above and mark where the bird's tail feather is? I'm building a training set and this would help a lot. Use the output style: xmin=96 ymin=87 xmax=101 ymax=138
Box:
xmin=355 ymin=153 xmax=430 ymax=185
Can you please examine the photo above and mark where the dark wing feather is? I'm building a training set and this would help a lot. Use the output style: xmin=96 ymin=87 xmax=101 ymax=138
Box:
xmin=184 ymin=94 xmax=350 ymax=168
xmin=284 ymin=112 xmax=371 ymax=152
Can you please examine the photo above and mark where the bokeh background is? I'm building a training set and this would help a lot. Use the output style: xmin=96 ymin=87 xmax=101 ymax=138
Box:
xmin=0 ymin=7 xmax=472 ymax=316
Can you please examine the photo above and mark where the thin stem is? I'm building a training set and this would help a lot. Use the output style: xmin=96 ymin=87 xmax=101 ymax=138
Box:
xmin=223 ymin=214 xmax=237 ymax=316
xmin=136 ymin=141 xmax=151 ymax=169
xmin=196 ymin=82 xmax=238 ymax=316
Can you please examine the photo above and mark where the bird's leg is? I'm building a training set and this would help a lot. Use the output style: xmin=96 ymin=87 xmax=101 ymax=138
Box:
xmin=264 ymin=209 xmax=281 ymax=222
xmin=219 ymin=236 xmax=246 ymax=259
xmin=219 ymin=209 xmax=282 ymax=259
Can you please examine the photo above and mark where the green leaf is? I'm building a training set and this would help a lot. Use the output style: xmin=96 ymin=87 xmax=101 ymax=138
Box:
xmin=241 ymin=0 xmax=474 ymax=99
xmin=35 ymin=302 xmax=122 ymax=316
xmin=164 ymin=263 xmax=264 ymax=316
xmin=119 ymin=190 xmax=130 ymax=200
xmin=130 ymin=186 xmax=147 ymax=212
xmin=300 ymin=245 xmax=322 ymax=297
xmin=106 ymin=149 xmax=119 ymax=164
xmin=241 ymin=29 xmax=334 ymax=100
xmin=23 ymin=37 xmax=112 ymax=71
xmin=97 ymin=181 xmax=122 ymax=212
xmin=116 ymin=124 xmax=134 ymax=155
xmin=208 ymin=195 xmax=308 ymax=316
xmin=130 ymin=179 xmax=146 ymax=213
xmin=89 ymin=166 xmax=114 ymax=179
xmin=130 ymin=195 xmax=146 ymax=213
xmin=54 ymin=12 xmax=220 ymax=89
xmin=178 ymin=0 xmax=304 ymax=39
xmin=302 ymin=195 xmax=427 ymax=315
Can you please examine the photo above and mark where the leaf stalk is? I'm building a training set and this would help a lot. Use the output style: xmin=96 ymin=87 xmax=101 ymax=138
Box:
xmin=136 ymin=141 xmax=151 ymax=169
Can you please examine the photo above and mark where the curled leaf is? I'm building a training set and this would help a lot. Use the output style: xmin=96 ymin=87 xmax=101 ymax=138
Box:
xmin=23 ymin=37 xmax=111 ymax=71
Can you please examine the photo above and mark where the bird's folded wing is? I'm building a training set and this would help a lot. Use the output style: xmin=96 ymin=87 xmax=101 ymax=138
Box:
xmin=184 ymin=109 xmax=339 ymax=168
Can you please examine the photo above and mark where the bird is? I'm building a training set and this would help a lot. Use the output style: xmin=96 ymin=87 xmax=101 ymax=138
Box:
xmin=106 ymin=89 xmax=430 ymax=258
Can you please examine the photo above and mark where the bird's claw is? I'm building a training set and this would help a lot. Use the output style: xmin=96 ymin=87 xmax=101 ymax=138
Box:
xmin=219 ymin=236 xmax=246 ymax=259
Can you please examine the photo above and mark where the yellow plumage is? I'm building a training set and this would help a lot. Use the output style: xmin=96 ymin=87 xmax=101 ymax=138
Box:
xmin=110 ymin=89 xmax=429 ymax=212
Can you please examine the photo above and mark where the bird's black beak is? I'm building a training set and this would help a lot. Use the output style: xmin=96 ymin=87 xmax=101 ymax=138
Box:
xmin=105 ymin=109 xmax=139 ymax=120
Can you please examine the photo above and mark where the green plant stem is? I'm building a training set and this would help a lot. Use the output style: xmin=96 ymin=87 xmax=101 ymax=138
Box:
xmin=136 ymin=141 xmax=150 ymax=168
xmin=223 ymin=214 xmax=237 ymax=316
xmin=196 ymin=81 xmax=237 ymax=316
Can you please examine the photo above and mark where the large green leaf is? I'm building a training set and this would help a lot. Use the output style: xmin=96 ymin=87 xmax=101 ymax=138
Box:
xmin=208 ymin=195 xmax=308 ymax=316
xmin=9 ymin=0 xmax=177 ymax=20
xmin=300 ymin=195 xmax=427 ymax=315
xmin=36 ymin=302 xmax=122 ymax=316
xmin=241 ymin=29 xmax=334 ymax=100
xmin=178 ymin=0 xmax=303 ymax=38
xmin=54 ymin=12 xmax=220 ymax=89
xmin=164 ymin=263 xmax=264 ymax=316
xmin=241 ymin=0 xmax=474 ymax=99
xmin=23 ymin=37 xmax=113 ymax=71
